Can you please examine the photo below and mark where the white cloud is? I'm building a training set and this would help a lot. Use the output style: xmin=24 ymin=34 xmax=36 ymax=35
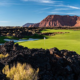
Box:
xmin=67 ymin=6 xmax=80 ymax=9
xmin=50 ymin=11 xmax=61 ymax=14
xmin=0 ymin=0 xmax=22 ymax=6
xmin=66 ymin=13 xmax=80 ymax=15
xmin=55 ymin=5 xmax=80 ymax=9
xmin=22 ymin=0 xmax=55 ymax=3
xmin=41 ymin=0 xmax=53 ymax=3
xmin=66 ymin=13 xmax=76 ymax=14
xmin=51 ymin=4 xmax=80 ymax=10
xmin=0 ymin=2 xmax=8 ymax=6
xmin=0 ymin=0 xmax=9 ymax=6
xmin=0 ymin=21 xmax=9 ymax=23
xmin=49 ymin=11 xmax=80 ymax=16
xmin=55 ymin=8 xmax=69 ymax=10
xmin=41 ymin=7 xmax=51 ymax=10
xmin=0 ymin=2 xmax=22 ymax=6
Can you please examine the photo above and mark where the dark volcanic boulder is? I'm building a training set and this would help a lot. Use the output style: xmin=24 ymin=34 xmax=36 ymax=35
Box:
xmin=0 ymin=41 xmax=14 ymax=54
xmin=0 ymin=73 xmax=6 ymax=80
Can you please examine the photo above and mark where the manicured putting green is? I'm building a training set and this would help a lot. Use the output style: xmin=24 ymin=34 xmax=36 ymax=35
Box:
xmin=18 ymin=29 xmax=80 ymax=54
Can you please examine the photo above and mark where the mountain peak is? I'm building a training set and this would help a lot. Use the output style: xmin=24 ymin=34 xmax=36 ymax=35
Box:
xmin=29 ymin=15 xmax=80 ymax=27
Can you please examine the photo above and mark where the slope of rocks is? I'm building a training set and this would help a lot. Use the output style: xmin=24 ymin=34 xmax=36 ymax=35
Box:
xmin=0 ymin=41 xmax=80 ymax=80
xmin=0 ymin=27 xmax=42 ymax=38
xmin=29 ymin=15 xmax=80 ymax=27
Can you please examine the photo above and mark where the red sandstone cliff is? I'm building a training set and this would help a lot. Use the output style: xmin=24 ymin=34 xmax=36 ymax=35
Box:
xmin=29 ymin=15 xmax=80 ymax=27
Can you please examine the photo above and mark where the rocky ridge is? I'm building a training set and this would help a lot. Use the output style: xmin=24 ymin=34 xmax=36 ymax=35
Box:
xmin=23 ymin=23 xmax=34 ymax=27
xmin=29 ymin=15 xmax=80 ymax=27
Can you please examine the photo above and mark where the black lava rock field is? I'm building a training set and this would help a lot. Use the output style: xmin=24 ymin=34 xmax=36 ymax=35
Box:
xmin=0 ymin=41 xmax=80 ymax=80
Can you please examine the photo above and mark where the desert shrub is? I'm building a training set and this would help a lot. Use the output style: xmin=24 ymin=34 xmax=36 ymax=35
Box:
xmin=0 ymin=54 xmax=9 ymax=59
xmin=3 ymin=63 xmax=39 ymax=80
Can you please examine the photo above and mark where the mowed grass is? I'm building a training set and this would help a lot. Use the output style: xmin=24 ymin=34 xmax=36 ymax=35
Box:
xmin=18 ymin=29 xmax=80 ymax=54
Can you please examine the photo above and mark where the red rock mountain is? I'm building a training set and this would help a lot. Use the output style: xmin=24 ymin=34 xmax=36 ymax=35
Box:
xmin=29 ymin=15 xmax=80 ymax=27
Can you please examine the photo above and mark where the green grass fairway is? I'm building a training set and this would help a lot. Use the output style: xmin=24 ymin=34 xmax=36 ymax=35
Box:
xmin=18 ymin=29 xmax=80 ymax=54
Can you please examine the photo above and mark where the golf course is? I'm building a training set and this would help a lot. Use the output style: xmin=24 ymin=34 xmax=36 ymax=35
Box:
xmin=18 ymin=29 xmax=80 ymax=54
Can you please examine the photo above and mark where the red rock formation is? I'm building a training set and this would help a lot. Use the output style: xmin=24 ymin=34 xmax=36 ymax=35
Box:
xmin=29 ymin=15 xmax=80 ymax=27
xmin=74 ymin=17 xmax=80 ymax=27
xmin=29 ymin=23 xmax=39 ymax=27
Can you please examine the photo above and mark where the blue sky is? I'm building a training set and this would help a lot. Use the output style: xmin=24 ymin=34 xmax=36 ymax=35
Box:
xmin=0 ymin=0 xmax=80 ymax=26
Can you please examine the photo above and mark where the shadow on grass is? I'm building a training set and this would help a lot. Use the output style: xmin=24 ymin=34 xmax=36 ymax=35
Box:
xmin=23 ymin=34 xmax=46 ymax=39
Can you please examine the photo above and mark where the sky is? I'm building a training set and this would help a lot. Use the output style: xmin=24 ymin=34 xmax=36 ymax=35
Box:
xmin=0 ymin=0 xmax=80 ymax=26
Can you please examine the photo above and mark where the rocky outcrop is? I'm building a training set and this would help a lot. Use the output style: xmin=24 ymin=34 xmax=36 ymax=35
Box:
xmin=29 ymin=15 xmax=80 ymax=27
xmin=29 ymin=23 xmax=39 ymax=27
xmin=74 ymin=17 xmax=80 ymax=27
xmin=0 ymin=27 xmax=41 ymax=38
xmin=0 ymin=41 xmax=80 ymax=80
xmin=23 ymin=23 xmax=35 ymax=27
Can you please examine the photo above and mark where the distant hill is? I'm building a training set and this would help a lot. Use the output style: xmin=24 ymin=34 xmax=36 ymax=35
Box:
xmin=23 ymin=23 xmax=34 ymax=27
xmin=29 ymin=15 xmax=80 ymax=27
